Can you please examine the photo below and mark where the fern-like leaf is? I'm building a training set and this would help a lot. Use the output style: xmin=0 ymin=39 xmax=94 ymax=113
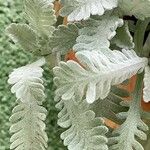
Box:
xmin=53 ymin=49 xmax=148 ymax=104
xmin=9 ymin=102 xmax=48 ymax=150
xmin=6 ymin=23 xmax=39 ymax=52
xmin=49 ymin=13 xmax=123 ymax=54
xmin=109 ymin=74 xmax=149 ymax=150
xmin=8 ymin=58 xmax=48 ymax=150
xmin=73 ymin=13 xmax=123 ymax=51
xmin=143 ymin=66 xmax=150 ymax=103
xmin=8 ymin=58 xmax=46 ymax=103
xmin=55 ymin=96 xmax=108 ymax=150
xmin=49 ymin=23 xmax=80 ymax=54
xmin=60 ymin=0 xmax=118 ymax=21
xmin=24 ymin=0 xmax=56 ymax=36
xmin=55 ymin=84 xmax=129 ymax=150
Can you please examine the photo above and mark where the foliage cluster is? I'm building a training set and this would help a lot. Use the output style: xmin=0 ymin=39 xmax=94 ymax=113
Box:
xmin=2 ymin=0 xmax=150 ymax=150
xmin=0 ymin=1 xmax=64 ymax=149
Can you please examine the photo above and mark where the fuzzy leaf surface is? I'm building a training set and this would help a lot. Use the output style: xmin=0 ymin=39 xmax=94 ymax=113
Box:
xmin=60 ymin=0 xmax=118 ymax=21
xmin=24 ymin=0 xmax=56 ymax=36
xmin=9 ymin=102 xmax=48 ymax=150
xmin=109 ymin=76 xmax=149 ymax=150
xmin=118 ymin=0 xmax=150 ymax=20
xmin=54 ymin=49 xmax=148 ymax=104
xmin=6 ymin=23 xmax=39 ymax=52
xmin=8 ymin=58 xmax=47 ymax=150
xmin=143 ymin=66 xmax=150 ymax=103
xmin=73 ymin=13 xmax=123 ymax=52
xmin=55 ymin=96 xmax=108 ymax=150
xmin=49 ymin=24 xmax=79 ymax=53
xmin=8 ymin=58 xmax=46 ymax=104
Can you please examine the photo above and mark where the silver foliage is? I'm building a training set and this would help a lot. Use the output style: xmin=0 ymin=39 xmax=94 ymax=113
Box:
xmin=54 ymin=49 xmax=148 ymax=104
xmin=8 ymin=58 xmax=48 ymax=150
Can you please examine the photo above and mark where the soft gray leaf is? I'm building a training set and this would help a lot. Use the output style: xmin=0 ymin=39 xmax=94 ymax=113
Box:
xmin=6 ymin=23 xmax=39 ymax=52
xmin=49 ymin=24 xmax=79 ymax=53
xmin=56 ymin=96 xmax=108 ymax=150
xmin=10 ymin=102 xmax=48 ymax=150
xmin=60 ymin=0 xmax=118 ymax=21
xmin=73 ymin=13 xmax=123 ymax=52
xmin=118 ymin=0 xmax=150 ymax=20
xmin=24 ymin=0 xmax=56 ymax=36
xmin=109 ymin=84 xmax=149 ymax=150
xmin=53 ymin=49 xmax=148 ymax=104
xmin=8 ymin=58 xmax=45 ymax=103
xmin=143 ymin=66 xmax=150 ymax=103
xmin=8 ymin=58 xmax=47 ymax=150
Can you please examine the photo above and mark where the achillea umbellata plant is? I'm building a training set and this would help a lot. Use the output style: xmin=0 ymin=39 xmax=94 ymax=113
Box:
xmin=6 ymin=0 xmax=150 ymax=149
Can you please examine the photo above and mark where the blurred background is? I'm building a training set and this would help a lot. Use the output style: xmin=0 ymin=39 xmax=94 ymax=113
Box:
xmin=0 ymin=0 xmax=66 ymax=149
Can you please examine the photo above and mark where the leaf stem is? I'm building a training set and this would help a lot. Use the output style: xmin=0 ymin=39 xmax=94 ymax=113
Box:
xmin=132 ymin=18 xmax=146 ymax=112
xmin=132 ymin=73 xmax=144 ymax=107
xmin=133 ymin=18 xmax=149 ymax=108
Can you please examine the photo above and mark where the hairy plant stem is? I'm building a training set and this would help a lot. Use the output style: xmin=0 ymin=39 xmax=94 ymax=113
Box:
xmin=117 ymin=74 xmax=143 ymax=147
xmin=134 ymin=19 xmax=150 ymax=56
xmin=133 ymin=18 xmax=148 ymax=110
xmin=132 ymin=18 xmax=147 ymax=118
xmin=132 ymin=73 xmax=144 ymax=107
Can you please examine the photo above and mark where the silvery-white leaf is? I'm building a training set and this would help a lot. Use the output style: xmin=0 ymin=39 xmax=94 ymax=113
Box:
xmin=54 ymin=49 xmax=148 ymax=103
xmin=143 ymin=66 xmax=150 ymax=103
xmin=74 ymin=13 xmax=123 ymax=51
xmin=6 ymin=24 xmax=39 ymax=52
xmin=8 ymin=58 xmax=45 ymax=103
xmin=56 ymin=96 xmax=108 ymax=150
xmin=60 ymin=0 xmax=118 ymax=21
xmin=119 ymin=0 xmax=150 ymax=20
xmin=8 ymin=58 xmax=47 ymax=150
xmin=24 ymin=0 xmax=56 ymax=36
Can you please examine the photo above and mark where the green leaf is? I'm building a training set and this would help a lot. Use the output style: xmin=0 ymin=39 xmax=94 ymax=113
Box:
xmin=24 ymin=0 xmax=56 ymax=36
xmin=6 ymin=23 xmax=39 ymax=52
xmin=73 ymin=13 xmax=123 ymax=52
xmin=49 ymin=24 xmax=79 ymax=54
xmin=60 ymin=0 xmax=118 ymax=21
xmin=53 ymin=49 xmax=148 ymax=104
xmin=111 ymin=22 xmax=134 ymax=49
xmin=118 ymin=0 xmax=150 ymax=20
xmin=55 ymin=96 xmax=108 ymax=150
